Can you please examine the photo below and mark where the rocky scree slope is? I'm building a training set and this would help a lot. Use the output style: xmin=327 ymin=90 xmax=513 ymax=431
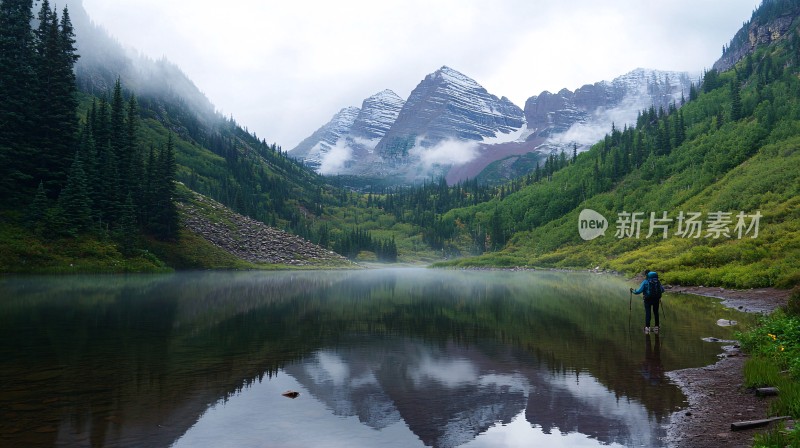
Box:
xmin=179 ymin=192 xmax=352 ymax=267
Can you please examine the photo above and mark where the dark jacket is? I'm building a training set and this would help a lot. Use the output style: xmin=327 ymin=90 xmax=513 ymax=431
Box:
xmin=633 ymin=271 xmax=664 ymax=299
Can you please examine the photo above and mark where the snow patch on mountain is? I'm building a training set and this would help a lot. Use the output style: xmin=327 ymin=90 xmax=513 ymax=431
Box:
xmin=481 ymin=124 xmax=527 ymax=145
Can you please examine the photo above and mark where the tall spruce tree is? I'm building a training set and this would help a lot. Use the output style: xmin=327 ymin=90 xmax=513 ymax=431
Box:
xmin=28 ymin=180 xmax=49 ymax=228
xmin=148 ymin=135 xmax=179 ymax=241
xmin=57 ymin=151 xmax=92 ymax=236
xmin=32 ymin=2 xmax=80 ymax=198
xmin=730 ymin=79 xmax=743 ymax=121
xmin=116 ymin=192 xmax=138 ymax=255
xmin=0 ymin=0 xmax=35 ymax=204
xmin=110 ymin=79 xmax=128 ymax=198
xmin=126 ymin=94 xmax=144 ymax=213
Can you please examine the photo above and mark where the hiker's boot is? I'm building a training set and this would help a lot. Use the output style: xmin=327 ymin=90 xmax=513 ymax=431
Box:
xmin=653 ymin=326 xmax=659 ymax=333
xmin=644 ymin=327 xmax=650 ymax=334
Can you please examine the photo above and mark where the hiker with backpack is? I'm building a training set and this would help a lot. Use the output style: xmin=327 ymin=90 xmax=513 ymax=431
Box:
xmin=630 ymin=270 xmax=665 ymax=334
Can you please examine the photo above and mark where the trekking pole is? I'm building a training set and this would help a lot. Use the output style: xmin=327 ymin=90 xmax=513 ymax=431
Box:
xmin=628 ymin=289 xmax=633 ymax=329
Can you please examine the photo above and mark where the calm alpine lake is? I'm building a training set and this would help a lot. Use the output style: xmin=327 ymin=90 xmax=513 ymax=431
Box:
xmin=0 ymin=268 xmax=749 ymax=447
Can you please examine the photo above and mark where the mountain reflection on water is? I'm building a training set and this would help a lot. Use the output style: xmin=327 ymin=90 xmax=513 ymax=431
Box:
xmin=0 ymin=269 xmax=746 ymax=447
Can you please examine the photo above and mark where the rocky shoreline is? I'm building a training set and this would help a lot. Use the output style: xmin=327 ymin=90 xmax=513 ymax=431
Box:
xmin=663 ymin=286 xmax=792 ymax=448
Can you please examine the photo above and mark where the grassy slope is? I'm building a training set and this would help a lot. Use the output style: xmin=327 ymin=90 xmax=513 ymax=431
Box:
xmin=437 ymin=44 xmax=800 ymax=289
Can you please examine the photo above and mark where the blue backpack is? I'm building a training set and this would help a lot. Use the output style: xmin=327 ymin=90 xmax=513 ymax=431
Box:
xmin=644 ymin=276 xmax=663 ymax=301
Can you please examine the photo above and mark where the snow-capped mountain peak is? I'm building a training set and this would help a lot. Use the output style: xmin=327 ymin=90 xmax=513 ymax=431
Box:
xmin=290 ymin=66 xmax=696 ymax=186
xmin=349 ymin=89 xmax=405 ymax=141
xmin=288 ymin=106 xmax=360 ymax=171
xmin=374 ymin=66 xmax=525 ymax=158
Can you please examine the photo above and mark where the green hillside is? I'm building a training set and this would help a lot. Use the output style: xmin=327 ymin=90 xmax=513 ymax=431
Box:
xmin=435 ymin=10 xmax=800 ymax=289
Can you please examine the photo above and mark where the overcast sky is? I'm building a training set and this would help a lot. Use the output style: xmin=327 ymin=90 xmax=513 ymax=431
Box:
xmin=80 ymin=0 xmax=759 ymax=150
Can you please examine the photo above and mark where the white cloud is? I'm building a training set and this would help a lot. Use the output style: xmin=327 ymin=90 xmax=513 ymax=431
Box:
xmin=318 ymin=140 xmax=353 ymax=175
xmin=351 ymin=136 xmax=381 ymax=152
xmin=410 ymin=138 xmax=480 ymax=168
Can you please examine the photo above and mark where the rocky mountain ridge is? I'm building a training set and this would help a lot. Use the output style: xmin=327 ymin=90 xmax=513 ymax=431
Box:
xmin=375 ymin=66 xmax=525 ymax=156
xmin=290 ymin=66 xmax=526 ymax=182
xmin=349 ymin=89 xmax=406 ymax=141
xmin=713 ymin=4 xmax=800 ymax=72
xmin=289 ymin=106 xmax=360 ymax=172
xmin=289 ymin=89 xmax=408 ymax=175
xmin=291 ymin=66 xmax=695 ymax=186
xmin=525 ymin=68 xmax=694 ymax=142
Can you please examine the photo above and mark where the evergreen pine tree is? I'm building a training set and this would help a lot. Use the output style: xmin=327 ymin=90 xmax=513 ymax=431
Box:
xmin=149 ymin=135 xmax=179 ymax=241
xmin=92 ymin=97 xmax=119 ymax=227
xmin=489 ymin=207 xmax=504 ymax=250
xmin=115 ymin=192 xmax=138 ymax=256
xmin=730 ymin=79 xmax=743 ymax=121
xmin=389 ymin=236 xmax=397 ymax=261
xmin=98 ymin=138 xmax=119 ymax=228
xmin=57 ymin=151 xmax=93 ymax=236
xmin=674 ymin=110 xmax=686 ymax=147
xmin=110 ymin=79 xmax=129 ymax=202
xmin=142 ymin=144 xmax=157 ymax=227
xmin=93 ymin=96 xmax=110 ymax=150
xmin=78 ymin=117 xmax=101 ymax=222
xmin=0 ymin=0 xmax=36 ymax=204
xmin=703 ymin=69 xmax=720 ymax=93
xmin=28 ymin=180 xmax=49 ymax=226
xmin=31 ymin=2 xmax=80 ymax=198
xmin=126 ymin=94 xmax=145 ymax=216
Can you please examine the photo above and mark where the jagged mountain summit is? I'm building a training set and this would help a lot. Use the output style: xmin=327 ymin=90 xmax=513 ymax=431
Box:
xmin=524 ymin=68 xmax=696 ymax=142
xmin=289 ymin=90 xmax=405 ymax=175
xmin=289 ymin=66 xmax=525 ymax=180
xmin=375 ymin=66 xmax=525 ymax=157
xmin=288 ymin=106 xmax=361 ymax=173
xmin=350 ymin=89 xmax=406 ymax=141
